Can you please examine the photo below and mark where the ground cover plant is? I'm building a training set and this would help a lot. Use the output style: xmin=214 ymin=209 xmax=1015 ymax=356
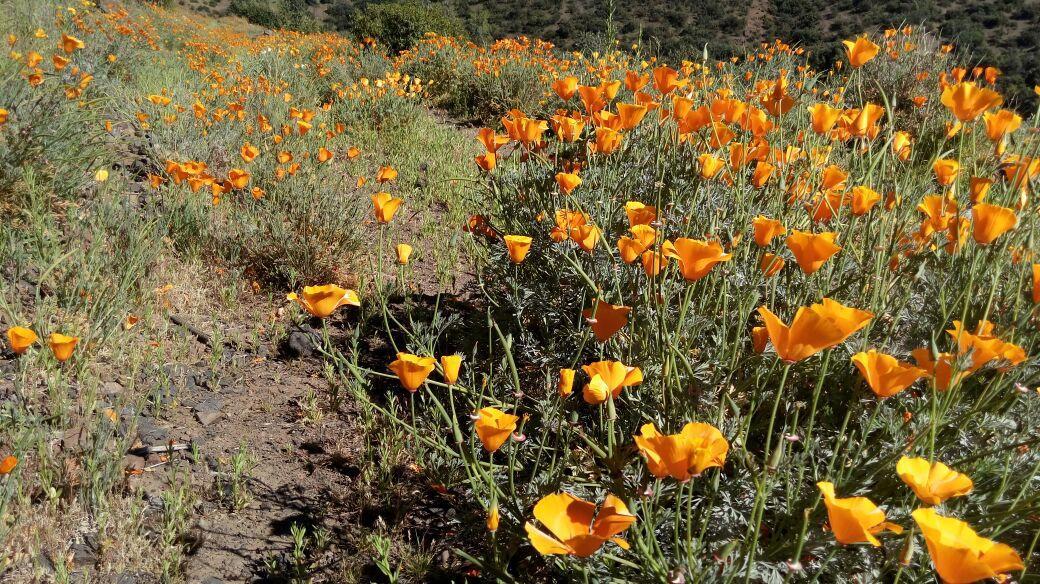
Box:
xmin=1 ymin=1 xmax=1040 ymax=582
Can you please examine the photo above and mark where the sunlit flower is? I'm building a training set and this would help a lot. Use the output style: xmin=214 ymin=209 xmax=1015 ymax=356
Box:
xmin=395 ymin=243 xmax=413 ymax=265
xmin=555 ymin=172 xmax=581 ymax=194
xmin=440 ymin=354 xmax=462 ymax=384
xmin=474 ymin=407 xmax=519 ymax=452
xmin=912 ymin=508 xmax=1023 ymax=584
xmin=376 ymin=166 xmax=398 ymax=183
xmin=971 ymin=203 xmax=1016 ymax=245
xmin=504 ymin=235 xmax=533 ymax=263
xmin=525 ymin=493 xmax=636 ymax=557
xmin=785 ymin=230 xmax=841 ymax=274
xmin=635 ymin=422 xmax=728 ymax=481
xmin=817 ymin=481 xmax=902 ymax=545
xmin=582 ymin=360 xmax=643 ymax=404
xmin=896 ymin=457 xmax=973 ymax=505
xmin=933 ymin=159 xmax=960 ymax=187
xmin=669 ymin=238 xmax=732 ymax=281
xmin=389 ymin=353 xmax=436 ymax=391
xmin=287 ymin=285 xmax=360 ymax=318
xmin=582 ymin=300 xmax=631 ymax=342
xmin=48 ymin=333 xmax=79 ymax=362
xmin=941 ymin=82 xmax=1003 ymax=121
xmin=752 ymin=216 xmax=786 ymax=247
xmin=372 ymin=192 xmax=403 ymax=223
xmin=6 ymin=326 xmax=37 ymax=354
xmin=842 ymin=36 xmax=880 ymax=68
xmin=624 ymin=201 xmax=656 ymax=226
xmin=558 ymin=368 xmax=575 ymax=397
xmin=758 ymin=298 xmax=872 ymax=362
xmin=851 ymin=350 xmax=926 ymax=398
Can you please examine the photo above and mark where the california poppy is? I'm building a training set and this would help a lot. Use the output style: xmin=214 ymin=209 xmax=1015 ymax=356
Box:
xmin=971 ymin=203 xmax=1016 ymax=244
xmin=669 ymin=238 xmax=732 ymax=281
xmin=911 ymin=348 xmax=967 ymax=391
xmin=652 ymin=65 xmax=680 ymax=94
xmin=558 ymin=368 xmax=575 ymax=397
xmin=487 ymin=505 xmax=500 ymax=532
xmin=473 ymin=407 xmax=519 ymax=452
xmin=440 ymin=355 xmax=462 ymax=384
xmin=634 ymin=422 xmax=728 ymax=481
xmin=850 ymin=186 xmax=881 ymax=215
xmin=552 ymin=76 xmax=578 ymax=101
xmin=617 ymin=225 xmax=656 ymax=263
xmin=808 ymin=103 xmax=842 ymax=135
xmin=389 ymin=353 xmax=436 ymax=391
xmin=851 ymin=350 xmax=926 ymax=398
xmin=697 ymin=154 xmax=726 ymax=180
xmin=757 ymin=298 xmax=872 ymax=362
xmin=582 ymin=300 xmax=631 ymax=342
xmin=616 ymin=103 xmax=648 ymax=129
xmin=624 ymin=201 xmax=656 ymax=226
xmin=395 ymin=243 xmax=413 ymax=265
xmin=912 ymin=508 xmax=1023 ymax=584
xmin=940 ymin=82 xmax=1003 ymax=122
xmin=555 ymin=172 xmax=581 ymax=194
xmin=525 ymin=493 xmax=636 ymax=557
xmin=933 ymin=159 xmax=960 ymax=187
xmin=287 ymin=284 xmax=360 ymax=318
xmin=48 ymin=333 xmax=79 ymax=362
xmin=968 ymin=177 xmax=993 ymax=204
xmin=376 ymin=166 xmax=397 ymax=183
xmin=759 ymin=252 xmax=785 ymax=277
xmin=896 ymin=457 xmax=973 ymax=505
xmin=6 ymin=326 xmax=37 ymax=354
xmin=817 ymin=481 xmax=902 ymax=545
xmin=752 ymin=216 xmax=786 ymax=246
xmin=0 ymin=455 xmax=16 ymax=474
xmin=946 ymin=320 xmax=1026 ymax=371
xmin=785 ymin=230 xmax=841 ymax=274
xmin=983 ymin=109 xmax=1022 ymax=143
xmin=582 ymin=360 xmax=643 ymax=404
xmin=60 ymin=34 xmax=84 ymax=54
xmin=842 ymin=36 xmax=880 ymax=68
xmin=503 ymin=235 xmax=532 ymax=263
xmin=372 ymin=192 xmax=403 ymax=223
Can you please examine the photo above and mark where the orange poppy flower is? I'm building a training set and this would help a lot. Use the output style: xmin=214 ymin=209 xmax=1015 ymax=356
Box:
xmin=933 ymin=159 xmax=960 ymax=187
xmin=946 ymin=320 xmax=1027 ymax=371
xmin=851 ymin=350 xmax=926 ymax=398
xmin=698 ymin=153 xmax=726 ymax=179
xmin=570 ymin=224 xmax=601 ymax=253
xmin=968 ymin=177 xmax=993 ymax=204
xmin=751 ymin=326 xmax=769 ymax=353
xmin=668 ymin=238 xmax=732 ymax=281
xmin=6 ymin=326 xmax=37 ymax=354
xmin=376 ymin=166 xmax=397 ymax=183
xmin=228 ymin=168 xmax=250 ymax=189
xmin=759 ymin=252 xmax=785 ymax=277
xmin=850 ymin=186 xmax=881 ymax=215
xmin=751 ymin=161 xmax=775 ymax=188
xmin=752 ymin=216 xmax=786 ymax=247
xmin=616 ymin=103 xmax=648 ymax=129
xmin=395 ymin=243 xmax=413 ymax=265
xmin=287 ymin=284 xmax=360 ymax=318
xmin=555 ymin=172 xmax=582 ymax=194
xmin=0 ymin=455 xmax=16 ymax=474
xmin=440 ymin=355 xmax=462 ymax=385
xmin=475 ymin=152 xmax=496 ymax=172
xmin=940 ymin=81 xmax=1003 ymax=121
xmin=892 ymin=131 xmax=912 ymax=161
xmin=48 ymin=333 xmax=79 ymax=362
xmin=1033 ymin=264 xmax=1040 ymax=303
xmin=318 ymin=147 xmax=334 ymax=163
xmin=582 ymin=300 xmax=631 ymax=342
xmin=912 ymin=508 xmax=1023 ymax=584
xmin=757 ymin=298 xmax=873 ymax=362
xmin=634 ymin=422 xmax=728 ymax=481
xmin=983 ymin=109 xmax=1022 ymax=143
xmin=525 ymin=493 xmax=636 ymax=557
xmin=388 ymin=353 xmax=436 ymax=392
xmin=911 ymin=348 xmax=967 ymax=391
xmin=551 ymin=76 xmax=578 ymax=101
xmin=241 ymin=142 xmax=259 ymax=163
xmin=808 ymin=103 xmax=842 ymax=134
xmin=624 ymin=201 xmax=656 ymax=226
xmin=617 ymin=225 xmax=656 ymax=264
xmin=842 ymin=36 xmax=880 ymax=68
xmin=896 ymin=457 xmax=973 ymax=505
xmin=473 ymin=407 xmax=519 ymax=452
xmin=60 ymin=34 xmax=84 ymax=54
xmin=817 ymin=481 xmax=902 ymax=546
xmin=592 ymin=127 xmax=622 ymax=154
xmin=652 ymin=65 xmax=680 ymax=94
xmin=558 ymin=368 xmax=575 ymax=397
xmin=971 ymin=203 xmax=1016 ymax=245
xmin=785 ymin=230 xmax=841 ymax=274
xmin=503 ymin=235 xmax=532 ymax=263
xmin=476 ymin=127 xmax=508 ymax=153
xmin=372 ymin=192 xmax=403 ymax=223
xmin=581 ymin=360 xmax=643 ymax=404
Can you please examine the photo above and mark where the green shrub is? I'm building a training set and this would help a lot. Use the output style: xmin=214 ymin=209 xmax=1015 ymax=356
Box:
xmin=341 ymin=1 xmax=466 ymax=53
xmin=228 ymin=0 xmax=322 ymax=32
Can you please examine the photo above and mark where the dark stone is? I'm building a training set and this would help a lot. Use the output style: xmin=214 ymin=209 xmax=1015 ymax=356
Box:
xmin=136 ymin=416 xmax=168 ymax=444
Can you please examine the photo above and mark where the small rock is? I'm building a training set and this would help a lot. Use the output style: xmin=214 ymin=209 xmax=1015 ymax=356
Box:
xmin=192 ymin=394 xmax=226 ymax=414
xmin=196 ymin=410 xmax=222 ymax=426
xmin=136 ymin=416 xmax=169 ymax=444
xmin=71 ymin=538 xmax=97 ymax=567
xmin=101 ymin=381 xmax=124 ymax=396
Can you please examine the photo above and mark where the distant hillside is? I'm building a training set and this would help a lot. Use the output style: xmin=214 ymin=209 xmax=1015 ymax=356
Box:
xmin=175 ymin=0 xmax=1040 ymax=107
